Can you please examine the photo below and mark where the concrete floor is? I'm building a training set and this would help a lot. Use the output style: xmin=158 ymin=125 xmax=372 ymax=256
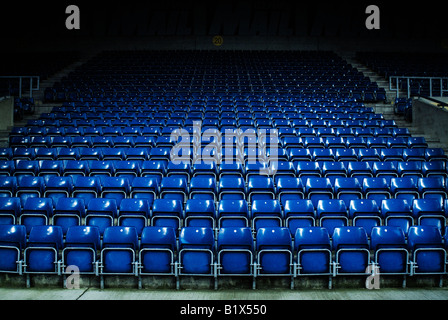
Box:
xmin=1 ymin=287 xmax=447 ymax=300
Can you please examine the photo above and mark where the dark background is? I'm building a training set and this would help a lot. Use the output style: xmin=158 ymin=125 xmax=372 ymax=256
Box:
xmin=1 ymin=1 xmax=447 ymax=52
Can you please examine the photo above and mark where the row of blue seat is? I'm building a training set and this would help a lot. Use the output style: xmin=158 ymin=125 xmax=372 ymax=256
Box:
xmin=2 ymin=146 xmax=445 ymax=164
xmin=10 ymin=125 xmax=421 ymax=139
xmin=55 ymin=101 xmax=370 ymax=111
xmin=0 ymin=225 xmax=445 ymax=289
xmin=32 ymin=111 xmax=387 ymax=124
xmin=1 ymin=158 xmax=447 ymax=180
xmin=16 ymin=123 xmax=416 ymax=137
xmin=1 ymin=195 xmax=447 ymax=236
xmin=43 ymin=106 xmax=377 ymax=118
xmin=1 ymin=174 xmax=447 ymax=204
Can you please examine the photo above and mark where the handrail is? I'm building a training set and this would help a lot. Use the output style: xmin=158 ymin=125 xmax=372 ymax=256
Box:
xmin=389 ymin=76 xmax=448 ymax=99
xmin=0 ymin=76 xmax=40 ymax=99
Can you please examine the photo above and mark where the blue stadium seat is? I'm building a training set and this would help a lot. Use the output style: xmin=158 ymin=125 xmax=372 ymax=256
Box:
xmin=53 ymin=198 xmax=85 ymax=234
xmin=372 ymin=161 xmax=398 ymax=178
xmin=189 ymin=176 xmax=217 ymax=201
xmin=316 ymin=199 xmax=349 ymax=236
xmin=422 ymin=161 xmax=447 ymax=179
xmin=381 ymin=199 xmax=413 ymax=234
xmin=20 ymin=197 xmax=53 ymax=233
xmin=276 ymin=177 xmax=304 ymax=205
xmin=0 ymin=161 xmax=15 ymax=177
xmin=85 ymin=198 xmax=118 ymax=235
xmin=0 ymin=224 xmax=26 ymax=273
xmin=412 ymin=199 xmax=446 ymax=233
xmin=113 ymin=160 xmax=141 ymax=177
xmin=118 ymin=199 xmax=151 ymax=236
xmin=294 ymin=227 xmax=332 ymax=287
xmin=129 ymin=177 xmax=158 ymax=206
xmin=43 ymin=176 xmax=73 ymax=204
xmin=63 ymin=160 xmax=89 ymax=177
xmin=178 ymin=227 xmax=215 ymax=282
xmin=0 ymin=197 xmax=21 ymax=225
xmin=349 ymin=199 xmax=381 ymax=235
xmin=408 ymin=226 xmax=446 ymax=280
xmin=284 ymin=199 xmax=316 ymax=236
xmin=370 ymin=226 xmax=409 ymax=283
xmin=139 ymin=226 xmax=177 ymax=276
xmin=333 ymin=177 xmax=363 ymax=207
xmin=99 ymin=226 xmax=139 ymax=288
xmin=0 ymin=177 xmax=17 ymax=198
xmin=362 ymin=177 xmax=391 ymax=203
xmin=217 ymin=227 xmax=254 ymax=279
xmin=13 ymin=160 xmax=39 ymax=177
xmin=425 ymin=148 xmax=447 ymax=162
xmin=99 ymin=176 xmax=131 ymax=206
xmin=390 ymin=177 xmax=419 ymax=204
xmin=218 ymin=177 xmax=246 ymax=200
xmin=217 ymin=199 xmax=250 ymax=228
xmin=151 ymin=199 xmax=184 ymax=234
xmin=62 ymin=226 xmax=100 ymax=275
xmin=185 ymin=199 xmax=216 ymax=228
xmin=296 ymin=161 xmax=321 ymax=178
xmin=418 ymin=177 xmax=447 ymax=205
xmin=251 ymin=200 xmax=283 ymax=233
xmin=247 ymin=176 xmax=275 ymax=202
xmin=332 ymin=227 xmax=371 ymax=276
xmin=72 ymin=176 xmax=102 ymax=204
xmin=255 ymin=227 xmax=293 ymax=288
xmin=357 ymin=148 xmax=380 ymax=162
xmin=347 ymin=162 xmax=373 ymax=180
xmin=305 ymin=177 xmax=334 ymax=207
xmin=24 ymin=226 xmax=63 ymax=277
xmin=397 ymin=162 xmax=423 ymax=180
xmin=160 ymin=177 xmax=188 ymax=203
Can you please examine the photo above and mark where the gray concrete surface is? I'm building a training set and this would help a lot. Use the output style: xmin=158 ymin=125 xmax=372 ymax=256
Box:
xmin=1 ymin=287 xmax=447 ymax=300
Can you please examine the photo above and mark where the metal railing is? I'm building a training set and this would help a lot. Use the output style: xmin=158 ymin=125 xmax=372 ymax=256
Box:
xmin=0 ymin=76 xmax=40 ymax=99
xmin=389 ymin=76 xmax=448 ymax=99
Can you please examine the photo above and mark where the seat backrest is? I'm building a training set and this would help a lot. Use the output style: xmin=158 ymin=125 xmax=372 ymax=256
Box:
xmin=218 ymin=200 xmax=249 ymax=216
xmin=305 ymin=177 xmax=332 ymax=192
xmin=316 ymin=199 xmax=347 ymax=217
xmin=381 ymin=199 xmax=411 ymax=217
xmin=140 ymin=226 xmax=176 ymax=250
xmin=119 ymin=199 xmax=151 ymax=216
xmin=283 ymin=199 xmax=315 ymax=216
xmin=348 ymin=199 xmax=380 ymax=218
xmin=332 ymin=227 xmax=369 ymax=250
xmin=407 ymin=226 xmax=443 ymax=251
xmin=294 ymin=227 xmax=330 ymax=251
xmin=87 ymin=198 xmax=118 ymax=217
xmin=23 ymin=197 xmax=54 ymax=216
xmin=256 ymin=227 xmax=292 ymax=251
xmin=152 ymin=199 xmax=183 ymax=216
xmin=362 ymin=177 xmax=389 ymax=191
xmin=55 ymin=198 xmax=86 ymax=216
xmin=0 ymin=224 xmax=26 ymax=249
xmin=0 ymin=197 xmax=21 ymax=216
xmin=102 ymin=226 xmax=138 ymax=249
xmin=217 ymin=227 xmax=253 ymax=251
xmin=100 ymin=176 xmax=131 ymax=191
xmin=370 ymin=226 xmax=406 ymax=250
xmin=418 ymin=177 xmax=445 ymax=192
xmin=179 ymin=227 xmax=215 ymax=251
xmin=251 ymin=200 xmax=282 ymax=217
xmin=185 ymin=199 xmax=215 ymax=217
xmin=412 ymin=199 xmax=443 ymax=218
xmin=65 ymin=226 xmax=101 ymax=250
xmin=27 ymin=226 xmax=63 ymax=250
